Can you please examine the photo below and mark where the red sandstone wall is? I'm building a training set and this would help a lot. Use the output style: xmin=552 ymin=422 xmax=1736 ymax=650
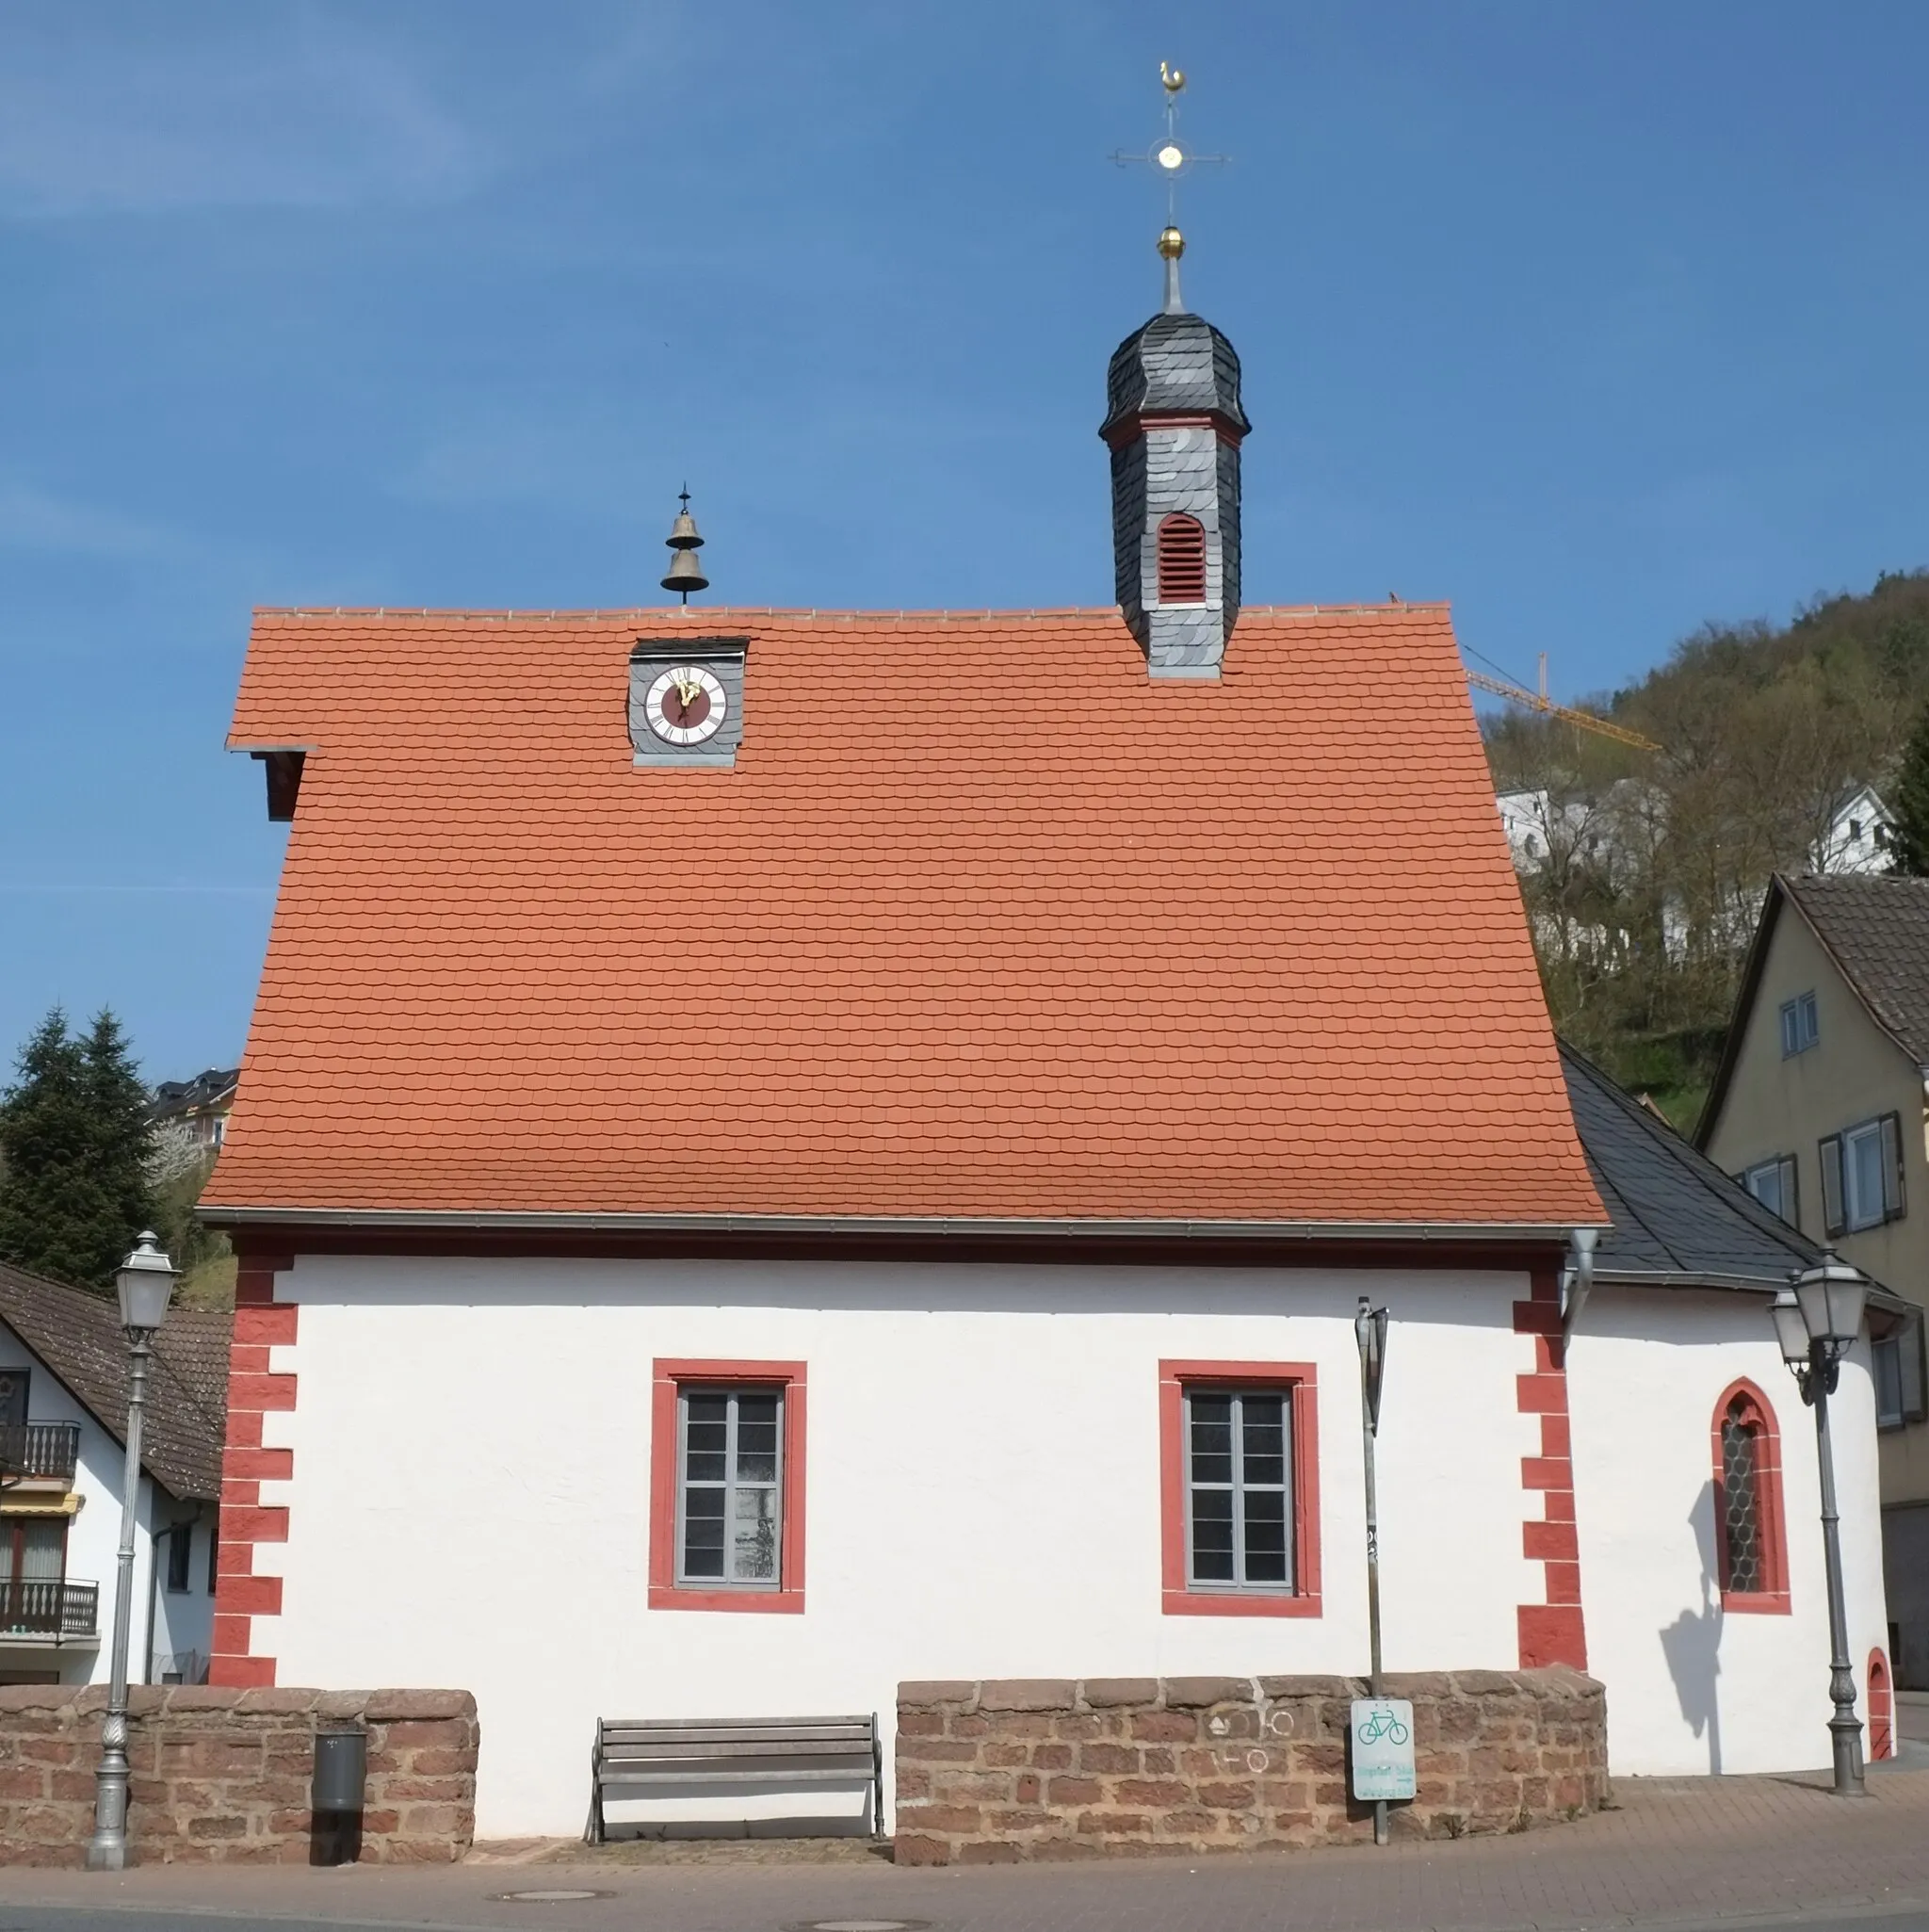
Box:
xmin=896 ymin=1669 xmax=1607 ymax=1864
xmin=0 ymin=1686 xmax=477 ymax=1866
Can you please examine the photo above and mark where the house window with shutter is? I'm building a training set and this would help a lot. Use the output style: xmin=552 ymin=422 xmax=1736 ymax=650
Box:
xmin=1874 ymin=1309 xmax=1928 ymax=1432
xmin=1711 ymin=1380 xmax=1790 ymax=1614
xmin=1819 ymin=1112 xmax=1905 ymax=1236
xmin=1156 ymin=514 xmax=1208 ymax=604
xmin=1741 ymin=1155 xmax=1800 ymax=1227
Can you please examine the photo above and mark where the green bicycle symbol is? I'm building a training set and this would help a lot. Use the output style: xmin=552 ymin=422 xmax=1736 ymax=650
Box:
xmin=1357 ymin=1709 xmax=1410 ymax=1746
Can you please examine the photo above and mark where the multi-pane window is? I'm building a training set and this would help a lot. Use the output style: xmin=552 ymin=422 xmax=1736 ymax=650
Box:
xmin=1184 ymin=1388 xmax=1293 ymax=1591
xmin=1875 ymin=1312 xmax=1928 ymax=1431
xmin=677 ymin=1388 xmax=783 ymax=1588
xmin=1821 ymin=1114 xmax=1905 ymax=1235
xmin=1741 ymin=1155 xmax=1798 ymax=1226
xmin=165 ymin=1524 xmax=193 ymax=1594
xmin=1719 ymin=1397 xmax=1765 ymax=1594
xmin=1780 ymin=991 xmax=1819 ymax=1057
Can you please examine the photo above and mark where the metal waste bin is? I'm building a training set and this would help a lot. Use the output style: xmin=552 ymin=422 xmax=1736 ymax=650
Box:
xmin=313 ymin=1724 xmax=367 ymax=1812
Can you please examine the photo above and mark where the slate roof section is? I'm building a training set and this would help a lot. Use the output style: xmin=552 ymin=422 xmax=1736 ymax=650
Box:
xmin=1782 ymin=873 xmax=1929 ymax=1064
xmin=1101 ymin=312 xmax=1250 ymax=439
xmin=0 ymin=1264 xmax=228 ymax=1501
xmin=1561 ymin=1042 xmax=1819 ymax=1289
xmin=206 ymin=603 xmax=1602 ymax=1231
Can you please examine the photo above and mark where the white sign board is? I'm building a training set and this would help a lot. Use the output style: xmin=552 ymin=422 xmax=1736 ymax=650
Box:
xmin=1350 ymin=1697 xmax=1417 ymax=1801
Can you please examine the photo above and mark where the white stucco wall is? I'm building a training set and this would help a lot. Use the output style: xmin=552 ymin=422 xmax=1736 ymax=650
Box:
xmin=251 ymin=1255 xmax=1891 ymax=1834
xmin=1568 ymin=1285 xmax=1889 ymax=1776
xmin=255 ymin=1255 xmax=1542 ymax=1838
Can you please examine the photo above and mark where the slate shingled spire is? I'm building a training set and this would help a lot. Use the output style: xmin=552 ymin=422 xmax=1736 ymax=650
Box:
xmin=1100 ymin=229 xmax=1250 ymax=679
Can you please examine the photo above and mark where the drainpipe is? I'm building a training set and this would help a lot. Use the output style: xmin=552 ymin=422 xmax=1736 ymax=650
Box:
xmin=141 ymin=1494 xmax=164 ymax=1689
xmin=1561 ymin=1227 xmax=1597 ymax=1346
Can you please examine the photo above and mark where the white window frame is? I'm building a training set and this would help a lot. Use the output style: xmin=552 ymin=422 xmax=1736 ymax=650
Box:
xmin=1780 ymin=991 xmax=1819 ymax=1058
xmin=1874 ymin=1312 xmax=1926 ymax=1432
xmin=1741 ymin=1155 xmax=1798 ymax=1226
xmin=674 ymin=1386 xmax=784 ymax=1591
xmin=1182 ymin=1387 xmax=1295 ymax=1594
xmin=1844 ymin=1119 xmax=1891 ymax=1231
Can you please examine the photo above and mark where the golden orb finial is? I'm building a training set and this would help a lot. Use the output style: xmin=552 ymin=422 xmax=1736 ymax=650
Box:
xmin=1158 ymin=224 xmax=1185 ymax=260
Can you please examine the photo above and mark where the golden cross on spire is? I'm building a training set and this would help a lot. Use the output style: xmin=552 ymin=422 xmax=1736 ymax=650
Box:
xmin=1110 ymin=62 xmax=1228 ymax=312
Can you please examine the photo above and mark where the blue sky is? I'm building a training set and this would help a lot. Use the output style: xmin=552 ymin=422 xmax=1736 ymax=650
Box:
xmin=5 ymin=1 xmax=1928 ymax=1081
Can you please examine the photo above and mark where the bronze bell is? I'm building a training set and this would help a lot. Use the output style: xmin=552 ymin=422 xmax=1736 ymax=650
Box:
xmin=661 ymin=546 xmax=710 ymax=596
xmin=660 ymin=486 xmax=710 ymax=602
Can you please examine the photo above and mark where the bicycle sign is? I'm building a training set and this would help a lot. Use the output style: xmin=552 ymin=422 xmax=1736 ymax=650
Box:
xmin=1350 ymin=1697 xmax=1416 ymax=1800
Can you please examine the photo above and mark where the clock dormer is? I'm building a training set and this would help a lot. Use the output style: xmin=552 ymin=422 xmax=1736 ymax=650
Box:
xmin=629 ymin=639 xmax=748 ymax=770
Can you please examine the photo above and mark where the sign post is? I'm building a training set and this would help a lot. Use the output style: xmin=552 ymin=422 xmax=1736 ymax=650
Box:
xmin=1354 ymin=1297 xmax=1392 ymax=1844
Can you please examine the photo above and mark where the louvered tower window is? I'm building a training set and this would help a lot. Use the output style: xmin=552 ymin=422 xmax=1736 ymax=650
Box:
xmin=1157 ymin=514 xmax=1208 ymax=604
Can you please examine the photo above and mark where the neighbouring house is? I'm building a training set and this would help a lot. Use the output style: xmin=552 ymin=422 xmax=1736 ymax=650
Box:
xmin=149 ymin=1068 xmax=240 ymax=1178
xmin=196 ymin=244 xmax=1891 ymax=1840
xmin=0 ymin=1264 xmax=228 ymax=1687
xmin=1813 ymin=786 xmax=1895 ymax=878
xmin=1699 ymin=872 xmax=1929 ymax=1687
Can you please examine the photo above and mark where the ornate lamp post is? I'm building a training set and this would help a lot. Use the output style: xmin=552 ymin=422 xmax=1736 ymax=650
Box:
xmin=1770 ymin=1251 xmax=1869 ymax=1797
xmin=84 ymin=1231 xmax=177 ymax=1872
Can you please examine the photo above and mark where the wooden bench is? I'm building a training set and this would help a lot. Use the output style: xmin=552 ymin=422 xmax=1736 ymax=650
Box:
xmin=588 ymin=1713 xmax=883 ymax=1843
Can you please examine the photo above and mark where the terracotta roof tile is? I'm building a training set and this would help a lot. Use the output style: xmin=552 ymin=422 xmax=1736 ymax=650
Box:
xmin=207 ymin=604 xmax=1601 ymax=1228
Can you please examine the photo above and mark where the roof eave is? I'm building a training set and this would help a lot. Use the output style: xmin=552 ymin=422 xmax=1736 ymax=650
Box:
xmin=199 ymin=1204 xmax=1601 ymax=1244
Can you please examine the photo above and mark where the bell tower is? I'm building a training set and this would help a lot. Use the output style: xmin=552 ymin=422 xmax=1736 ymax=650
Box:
xmin=1100 ymin=224 xmax=1250 ymax=679
xmin=1101 ymin=65 xmax=1249 ymax=679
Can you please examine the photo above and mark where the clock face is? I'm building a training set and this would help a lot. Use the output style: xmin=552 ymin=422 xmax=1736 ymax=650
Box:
xmin=645 ymin=666 xmax=727 ymax=746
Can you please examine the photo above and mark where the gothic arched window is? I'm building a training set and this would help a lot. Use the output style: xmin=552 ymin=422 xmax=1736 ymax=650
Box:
xmin=1157 ymin=514 xmax=1208 ymax=604
xmin=1712 ymin=1381 xmax=1790 ymax=1612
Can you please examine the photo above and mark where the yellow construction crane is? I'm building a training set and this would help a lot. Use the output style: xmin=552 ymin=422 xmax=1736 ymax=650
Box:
xmin=1465 ymin=651 xmax=1662 ymax=753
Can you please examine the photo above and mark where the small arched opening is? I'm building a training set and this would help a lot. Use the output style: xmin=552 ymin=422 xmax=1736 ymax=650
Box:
xmin=1157 ymin=513 xmax=1208 ymax=605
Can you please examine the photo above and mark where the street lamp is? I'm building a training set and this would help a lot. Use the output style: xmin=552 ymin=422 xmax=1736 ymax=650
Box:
xmin=84 ymin=1231 xmax=177 ymax=1872
xmin=1770 ymin=1250 xmax=1869 ymax=1797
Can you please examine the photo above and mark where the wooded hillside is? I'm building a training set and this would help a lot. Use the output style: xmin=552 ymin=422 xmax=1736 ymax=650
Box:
xmin=1483 ymin=569 xmax=1929 ymax=1128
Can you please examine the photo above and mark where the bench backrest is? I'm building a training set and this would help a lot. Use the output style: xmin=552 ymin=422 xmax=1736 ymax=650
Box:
xmin=594 ymin=1714 xmax=876 ymax=1779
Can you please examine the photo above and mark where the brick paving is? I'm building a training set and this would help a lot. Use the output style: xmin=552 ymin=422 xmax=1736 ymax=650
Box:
xmin=2 ymin=1769 xmax=1927 ymax=1932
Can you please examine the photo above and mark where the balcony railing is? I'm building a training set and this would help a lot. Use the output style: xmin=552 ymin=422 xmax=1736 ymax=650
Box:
xmin=0 ymin=1579 xmax=99 ymax=1638
xmin=0 ymin=1422 xmax=80 ymax=1486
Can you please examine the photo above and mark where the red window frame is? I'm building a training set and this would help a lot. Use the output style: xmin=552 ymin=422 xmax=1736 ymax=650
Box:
xmin=1159 ymin=1360 xmax=1321 ymax=1617
xmin=1869 ymin=1648 xmax=1895 ymax=1761
xmin=649 ymin=1359 xmax=806 ymax=1614
xmin=1710 ymin=1377 xmax=1791 ymax=1615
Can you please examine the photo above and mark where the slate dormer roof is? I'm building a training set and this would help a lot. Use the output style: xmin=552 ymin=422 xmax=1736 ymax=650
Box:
xmin=1560 ymin=1042 xmax=1820 ymax=1290
xmin=0 ymin=1263 xmax=228 ymax=1502
xmin=205 ymin=602 xmax=1602 ymax=1235
xmin=1100 ymin=313 xmax=1250 ymax=441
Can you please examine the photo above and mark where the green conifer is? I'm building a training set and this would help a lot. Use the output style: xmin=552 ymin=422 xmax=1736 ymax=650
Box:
xmin=0 ymin=1008 xmax=158 ymax=1290
xmin=1888 ymin=703 xmax=1929 ymax=876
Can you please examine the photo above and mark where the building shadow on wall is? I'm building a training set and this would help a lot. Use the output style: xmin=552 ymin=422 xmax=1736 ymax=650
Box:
xmin=1659 ymin=1480 xmax=1725 ymax=1773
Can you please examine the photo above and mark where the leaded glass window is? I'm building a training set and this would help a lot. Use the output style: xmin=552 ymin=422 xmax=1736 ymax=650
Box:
xmin=1185 ymin=1388 xmax=1293 ymax=1591
xmin=1720 ymin=1398 xmax=1764 ymax=1594
xmin=677 ymin=1388 xmax=782 ymax=1587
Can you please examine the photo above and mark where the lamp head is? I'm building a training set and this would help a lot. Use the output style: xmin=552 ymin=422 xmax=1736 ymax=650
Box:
xmin=115 ymin=1231 xmax=177 ymax=1337
xmin=1791 ymin=1249 xmax=1868 ymax=1354
xmin=1770 ymin=1287 xmax=1810 ymax=1370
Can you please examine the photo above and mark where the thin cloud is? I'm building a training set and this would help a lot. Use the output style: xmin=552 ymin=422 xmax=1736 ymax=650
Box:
xmin=0 ymin=9 xmax=484 ymax=218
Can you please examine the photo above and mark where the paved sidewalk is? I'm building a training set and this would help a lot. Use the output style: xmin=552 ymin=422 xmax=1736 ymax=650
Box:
xmin=1 ymin=1770 xmax=1927 ymax=1932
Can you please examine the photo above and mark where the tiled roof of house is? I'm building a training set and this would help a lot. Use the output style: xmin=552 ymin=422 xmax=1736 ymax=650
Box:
xmin=1782 ymin=872 xmax=1929 ymax=1063
xmin=0 ymin=1264 xmax=227 ymax=1501
xmin=1560 ymin=1043 xmax=1819 ymax=1289
xmin=205 ymin=603 xmax=1602 ymax=1231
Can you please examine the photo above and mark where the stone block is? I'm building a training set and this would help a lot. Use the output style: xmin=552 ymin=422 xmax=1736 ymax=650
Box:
xmin=1045 ymin=1776 xmax=1104 ymax=1806
xmin=979 ymin=1680 xmax=1075 ymax=1712
xmin=1029 ymin=1743 xmax=1073 ymax=1770
xmin=896 ymin=1804 xmax=982 ymax=1834
xmin=957 ymin=1839 xmax=1023 ymax=1864
xmin=364 ymin=1691 xmax=474 ymax=1722
xmin=1079 ymin=1679 xmax=1159 ymax=1707
xmin=1116 ymin=1777 xmax=1188 ymax=1807
xmin=1161 ymin=1677 xmax=1253 ymax=1709
xmin=899 ymin=1681 xmax=976 ymax=1709
xmin=1079 ymin=1742 xmax=1139 ymax=1775
xmin=1127 ymin=1711 xmax=1195 ymax=1742
xmin=894 ymin=1832 xmax=950 ymax=1867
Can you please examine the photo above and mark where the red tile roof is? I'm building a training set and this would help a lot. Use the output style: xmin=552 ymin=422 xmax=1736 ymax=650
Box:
xmin=206 ymin=603 xmax=1601 ymax=1230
